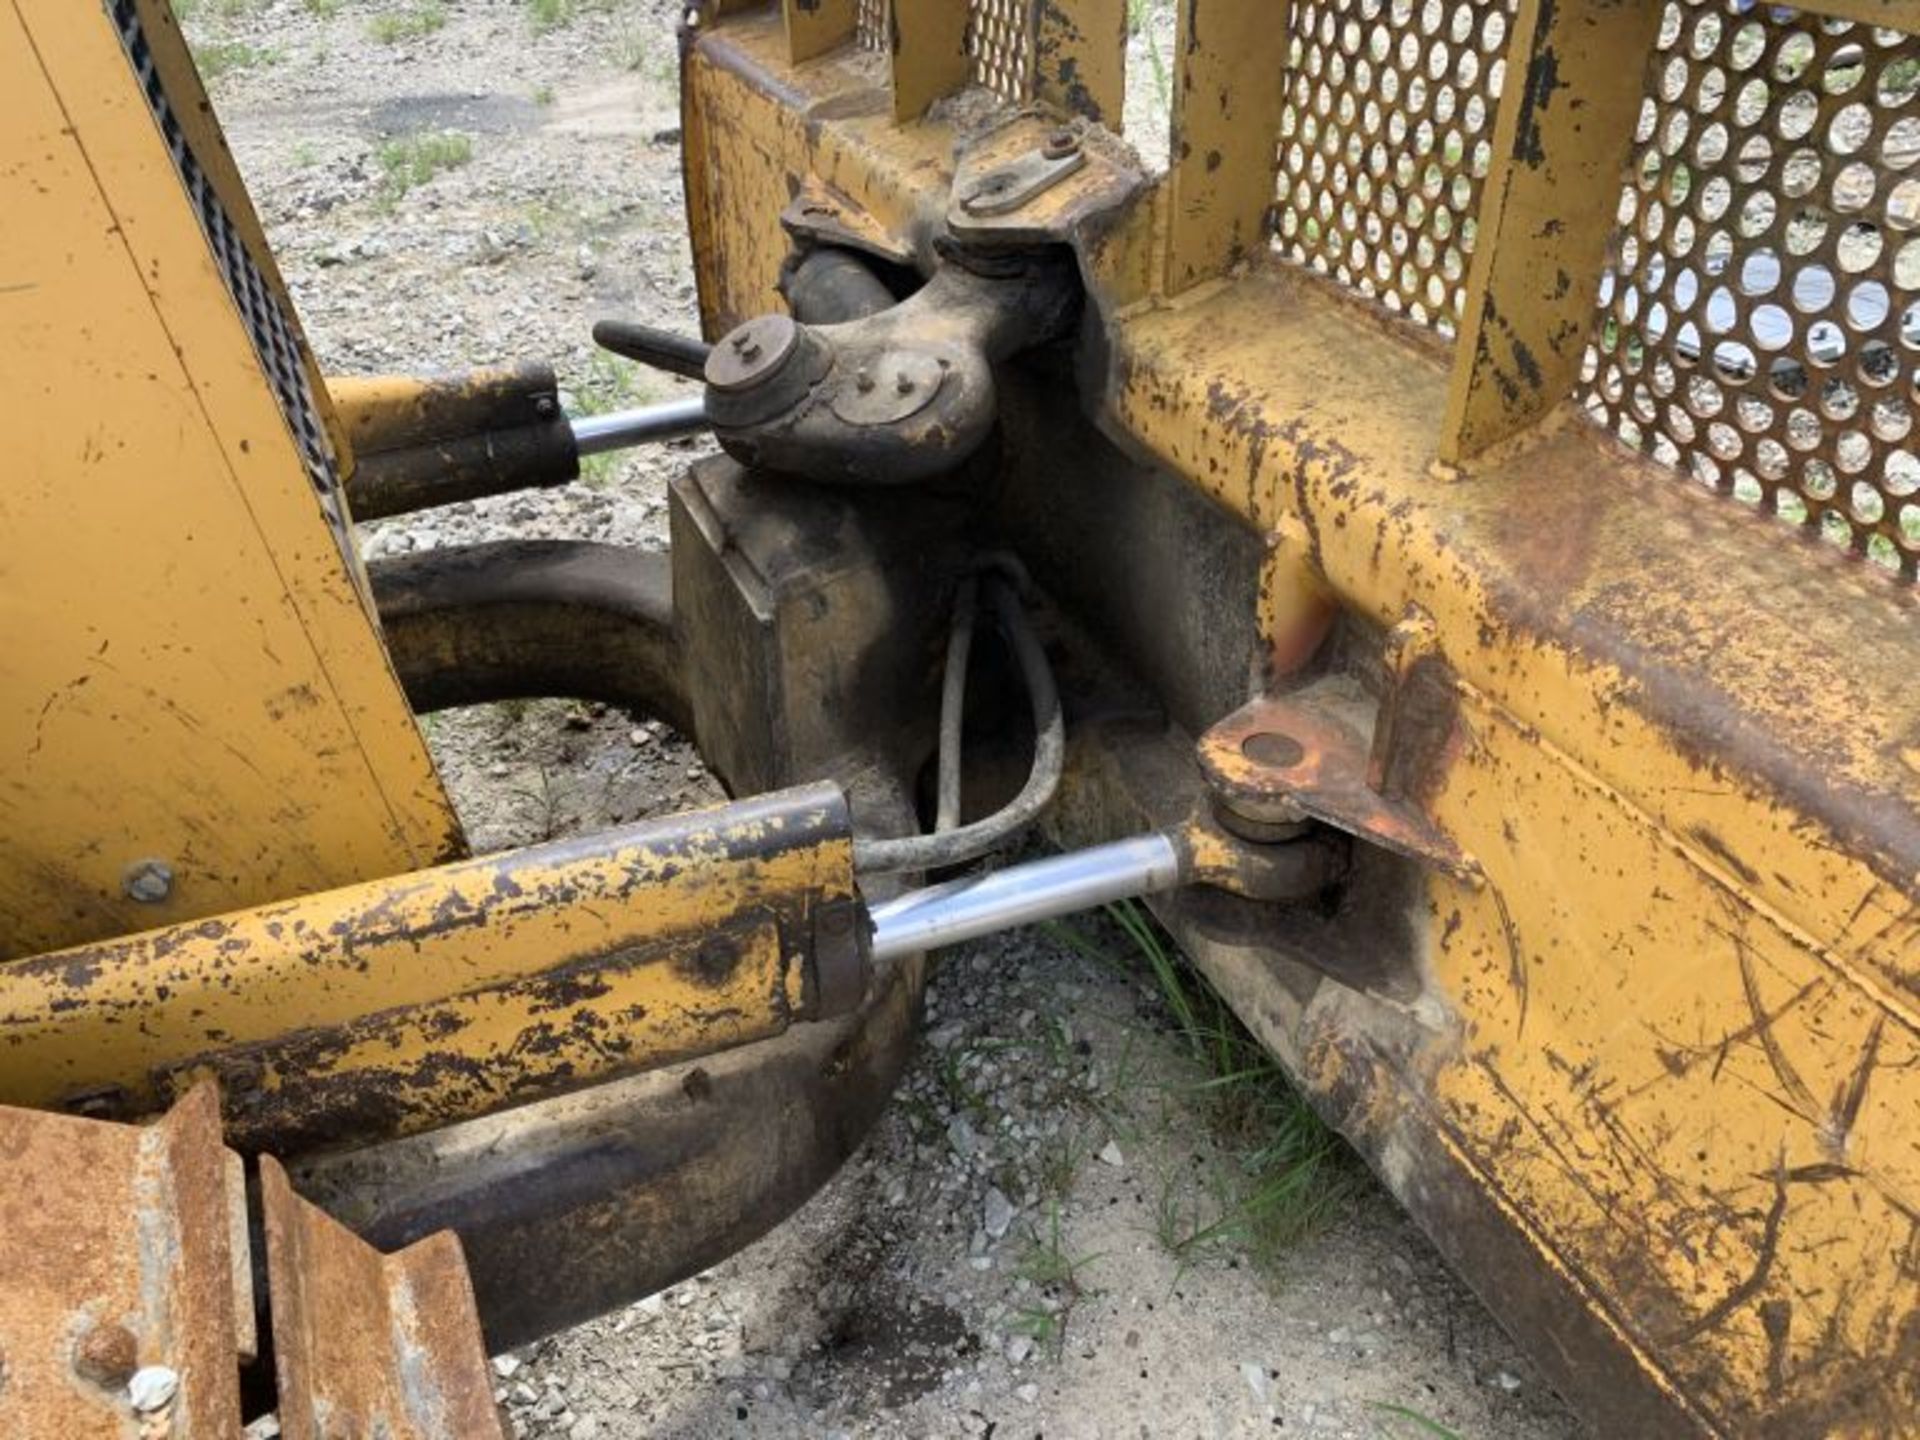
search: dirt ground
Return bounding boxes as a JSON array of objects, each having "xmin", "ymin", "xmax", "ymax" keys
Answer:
[{"xmin": 195, "ymin": 1, "xmax": 1586, "ymax": 1435}]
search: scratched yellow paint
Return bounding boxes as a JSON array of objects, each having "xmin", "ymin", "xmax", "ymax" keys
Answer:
[
  {"xmin": 0, "ymin": 787, "xmax": 855, "ymax": 1143},
  {"xmin": 0, "ymin": 0, "xmax": 459, "ymax": 959},
  {"xmin": 675, "ymin": 12, "xmax": 1920, "ymax": 1430},
  {"xmin": 1423, "ymin": 686, "xmax": 1920, "ymax": 1428}
]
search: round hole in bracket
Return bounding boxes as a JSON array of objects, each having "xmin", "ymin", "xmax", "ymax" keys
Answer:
[{"xmin": 1241, "ymin": 731, "xmax": 1306, "ymax": 769}]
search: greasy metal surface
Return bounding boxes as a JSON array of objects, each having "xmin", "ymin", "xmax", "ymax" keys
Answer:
[
  {"xmin": 956, "ymin": 140, "xmax": 1087, "ymax": 216},
  {"xmin": 369, "ymin": 540, "xmax": 692, "ymax": 734},
  {"xmin": 1272, "ymin": 0, "xmax": 1517, "ymax": 337},
  {"xmin": 2, "ymin": 0, "xmax": 461, "ymax": 956},
  {"xmin": 1439, "ymin": 0, "xmax": 1662, "ymax": 460},
  {"xmin": 947, "ymin": 115, "xmax": 1146, "ymax": 247},
  {"xmin": 1578, "ymin": 1, "xmax": 1920, "ymax": 579},
  {"xmin": 1197, "ymin": 681, "xmax": 1475, "ymax": 878},
  {"xmin": 297, "ymin": 904, "xmax": 929, "ymax": 1353},
  {"xmin": 263, "ymin": 1157, "xmax": 505, "ymax": 1440},
  {"xmin": 682, "ymin": 9, "xmax": 1920, "ymax": 1429},
  {"xmin": 703, "ymin": 257, "xmax": 1082, "ymax": 483},
  {"xmin": 0, "ymin": 1083, "xmax": 244, "ymax": 1437},
  {"xmin": 0, "ymin": 785, "xmax": 858, "ymax": 1151}
]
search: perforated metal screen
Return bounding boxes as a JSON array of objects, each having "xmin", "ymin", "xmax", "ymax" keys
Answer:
[
  {"xmin": 857, "ymin": 0, "xmax": 886, "ymax": 51},
  {"xmin": 110, "ymin": 0, "xmax": 354, "ymax": 567},
  {"xmin": 1580, "ymin": 0, "xmax": 1920, "ymax": 579},
  {"xmin": 970, "ymin": 0, "xmax": 1035, "ymax": 102},
  {"xmin": 1272, "ymin": 0, "xmax": 1518, "ymax": 337}
]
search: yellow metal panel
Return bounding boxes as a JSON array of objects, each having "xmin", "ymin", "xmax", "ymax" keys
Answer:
[
  {"xmin": 1424, "ymin": 684, "xmax": 1920, "ymax": 1431},
  {"xmin": 1164, "ymin": 0, "xmax": 1291, "ymax": 294},
  {"xmin": 0, "ymin": 786, "xmax": 856, "ymax": 1150},
  {"xmin": 1035, "ymin": 0, "xmax": 1125, "ymax": 124},
  {"xmin": 677, "ymin": 20, "xmax": 1920, "ymax": 1427},
  {"xmin": 783, "ymin": 0, "xmax": 857, "ymax": 62},
  {"xmin": 1441, "ymin": 0, "xmax": 1662, "ymax": 462},
  {"xmin": 0, "ymin": 0, "xmax": 460, "ymax": 958},
  {"xmin": 890, "ymin": 0, "xmax": 970, "ymax": 120}
]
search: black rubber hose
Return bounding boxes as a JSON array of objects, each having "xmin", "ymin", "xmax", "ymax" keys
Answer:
[
  {"xmin": 934, "ymin": 575, "xmax": 979, "ymax": 835},
  {"xmin": 853, "ymin": 573, "xmax": 1062, "ymax": 875}
]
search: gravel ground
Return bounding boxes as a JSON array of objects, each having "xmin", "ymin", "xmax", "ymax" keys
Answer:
[{"xmin": 195, "ymin": 2, "xmax": 1586, "ymax": 1434}]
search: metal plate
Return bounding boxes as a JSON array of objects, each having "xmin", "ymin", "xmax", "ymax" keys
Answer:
[
  {"xmin": 0, "ymin": 1084, "xmax": 245, "ymax": 1438},
  {"xmin": 263, "ymin": 1157, "xmax": 505, "ymax": 1440},
  {"xmin": 1197, "ymin": 687, "xmax": 1476, "ymax": 878}
]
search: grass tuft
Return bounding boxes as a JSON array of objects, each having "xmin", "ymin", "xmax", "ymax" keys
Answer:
[
  {"xmin": 192, "ymin": 39, "xmax": 279, "ymax": 80},
  {"xmin": 1059, "ymin": 898, "xmax": 1361, "ymax": 1272},
  {"xmin": 1370, "ymin": 1401, "xmax": 1469, "ymax": 1439},
  {"xmin": 368, "ymin": 0, "xmax": 445, "ymax": 43},
  {"xmin": 525, "ymin": 0, "xmax": 608, "ymax": 31},
  {"xmin": 1009, "ymin": 1201, "xmax": 1100, "ymax": 1357},
  {"xmin": 376, "ymin": 130, "xmax": 471, "ymax": 203}
]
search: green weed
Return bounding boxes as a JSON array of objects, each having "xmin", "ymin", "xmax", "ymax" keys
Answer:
[
  {"xmin": 1370, "ymin": 1402, "xmax": 1468, "ymax": 1439},
  {"xmin": 376, "ymin": 130, "xmax": 471, "ymax": 202},
  {"xmin": 1011, "ymin": 1201, "xmax": 1100, "ymax": 1356},
  {"xmin": 192, "ymin": 39, "xmax": 279, "ymax": 79},
  {"xmin": 526, "ymin": 0, "xmax": 608, "ymax": 32},
  {"xmin": 1064, "ymin": 899, "xmax": 1361, "ymax": 1271},
  {"xmin": 368, "ymin": 1, "xmax": 445, "ymax": 43}
]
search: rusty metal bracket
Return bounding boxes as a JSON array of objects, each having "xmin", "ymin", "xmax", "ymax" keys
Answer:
[
  {"xmin": 1198, "ymin": 652, "xmax": 1478, "ymax": 883},
  {"xmin": 0, "ymin": 1083, "xmax": 246, "ymax": 1438},
  {"xmin": 263, "ymin": 1156, "xmax": 504, "ymax": 1439},
  {"xmin": 945, "ymin": 115, "xmax": 1145, "ymax": 248},
  {"xmin": 781, "ymin": 176, "xmax": 915, "ymax": 268},
  {"xmin": 0, "ymin": 1083, "xmax": 506, "ymax": 1437}
]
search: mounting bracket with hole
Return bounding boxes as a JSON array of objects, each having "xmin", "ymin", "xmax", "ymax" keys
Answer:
[{"xmin": 1196, "ymin": 612, "xmax": 1479, "ymax": 882}]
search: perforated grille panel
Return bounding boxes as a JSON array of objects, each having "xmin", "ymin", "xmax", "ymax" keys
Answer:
[
  {"xmin": 1272, "ymin": 0, "xmax": 1517, "ymax": 337},
  {"xmin": 1580, "ymin": 1, "xmax": 1920, "ymax": 580},
  {"xmin": 110, "ymin": 0, "xmax": 354, "ymax": 562},
  {"xmin": 969, "ymin": 0, "xmax": 1034, "ymax": 103},
  {"xmin": 857, "ymin": 0, "xmax": 886, "ymax": 51}
]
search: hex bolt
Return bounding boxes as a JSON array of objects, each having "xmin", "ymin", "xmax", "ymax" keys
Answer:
[
  {"xmin": 855, "ymin": 370, "xmax": 876, "ymax": 394},
  {"xmin": 895, "ymin": 371, "xmax": 915, "ymax": 396},
  {"xmin": 73, "ymin": 1322, "xmax": 139, "ymax": 1390},
  {"xmin": 1043, "ymin": 127, "xmax": 1079, "ymax": 160},
  {"xmin": 533, "ymin": 394, "xmax": 558, "ymax": 420},
  {"xmin": 739, "ymin": 341, "xmax": 762, "ymax": 362},
  {"xmin": 123, "ymin": 859, "xmax": 173, "ymax": 905}
]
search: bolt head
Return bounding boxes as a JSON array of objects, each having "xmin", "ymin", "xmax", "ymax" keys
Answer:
[
  {"xmin": 73, "ymin": 1323, "xmax": 139, "ymax": 1390},
  {"xmin": 1043, "ymin": 128, "xmax": 1079, "ymax": 159},
  {"xmin": 123, "ymin": 859, "xmax": 173, "ymax": 905},
  {"xmin": 855, "ymin": 370, "xmax": 875, "ymax": 394},
  {"xmin": 895, "ymin": 371, "xmax": 915, "ymax": 395}
]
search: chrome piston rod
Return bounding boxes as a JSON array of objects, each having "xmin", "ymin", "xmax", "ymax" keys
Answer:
[
  {"xmin": 866, "ymin": 834, "xmax": 1184, "ymax": 963},
  {"xmin": 570, "ymin": 395, "xmax": 709, "ymax": 456}
]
